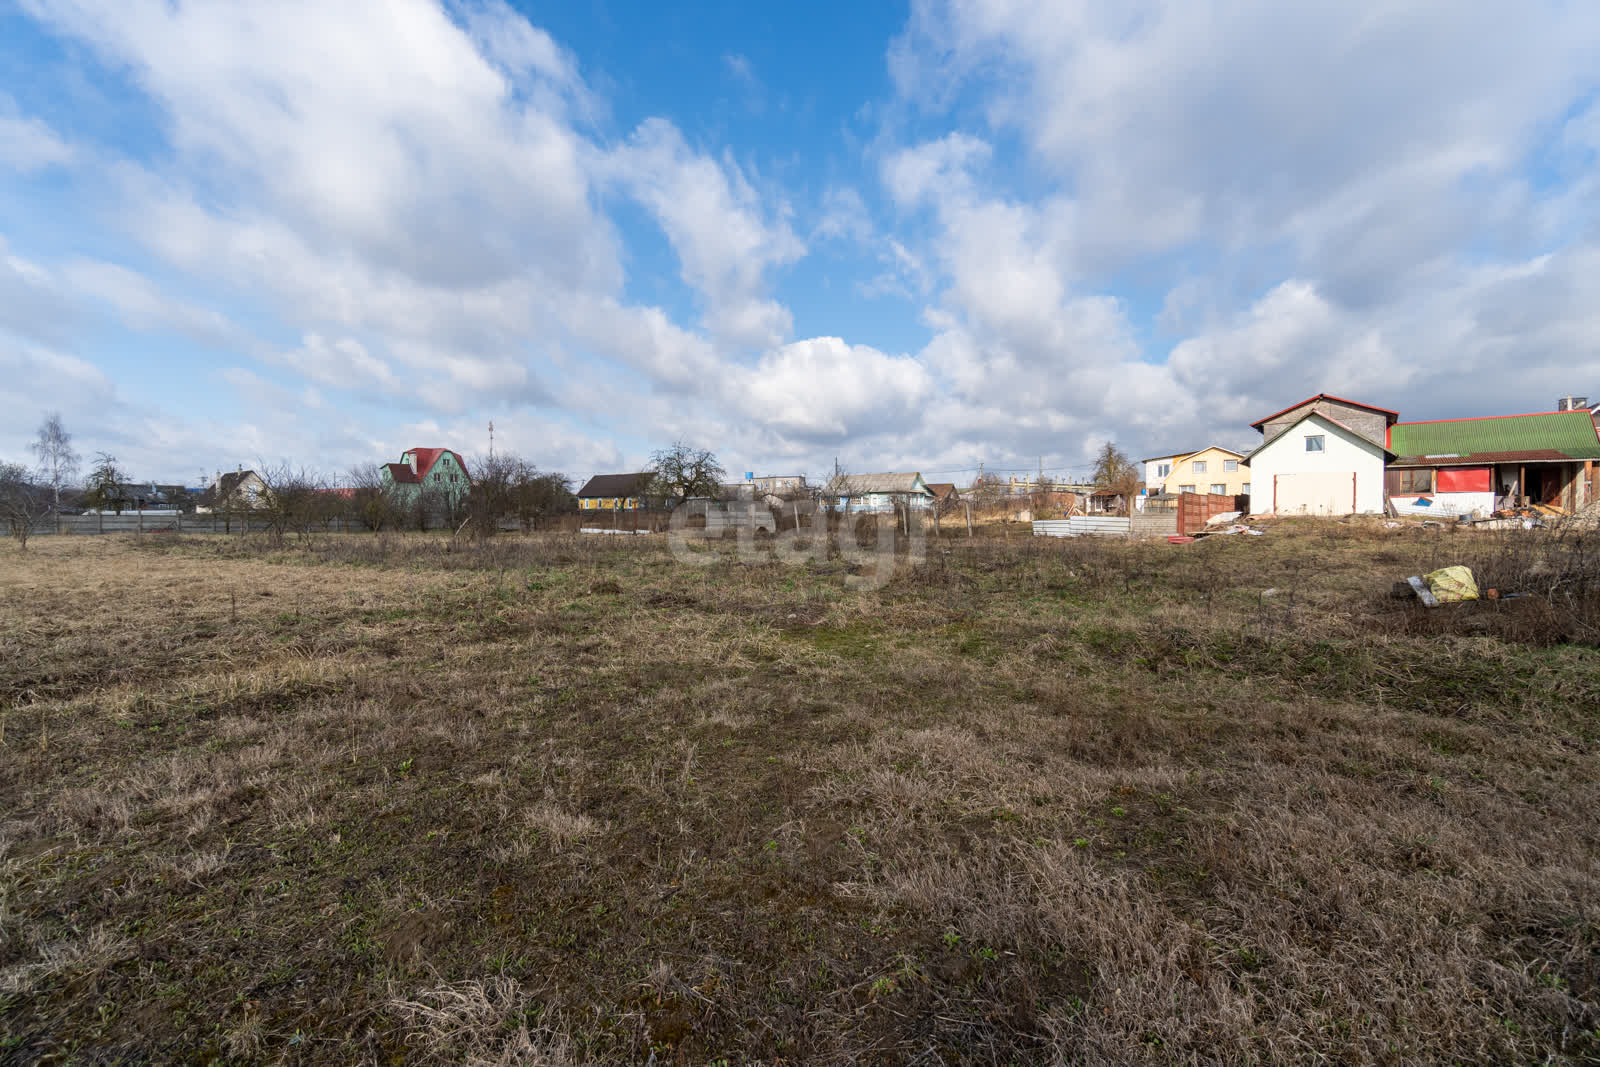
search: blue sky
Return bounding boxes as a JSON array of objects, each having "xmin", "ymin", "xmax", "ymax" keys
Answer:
[{"xmin": 2, "ymin": 0, "xmax": 1599, "ymax": 486}]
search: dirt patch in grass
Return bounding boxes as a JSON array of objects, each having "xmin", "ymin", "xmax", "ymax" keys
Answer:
[{"xmin": 1, "ymin": 526, "xmax": 1597, "ymax": 1063}]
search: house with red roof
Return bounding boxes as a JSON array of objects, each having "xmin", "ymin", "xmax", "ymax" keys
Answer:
[{"xmin": 379, "ymin": 448, "xmax": 472, "ymax": 522}]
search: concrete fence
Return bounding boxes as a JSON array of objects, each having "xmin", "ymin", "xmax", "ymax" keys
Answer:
[
  {"xmin": 1129, "ymin": 510, "xmax": 1179, "ymax": 537},
  {"xmin": 2, "ymin": 513, "xmax": 368, "ymax": 536}
]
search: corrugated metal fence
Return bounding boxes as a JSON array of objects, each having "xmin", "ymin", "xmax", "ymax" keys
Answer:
[{"xmin": 1032, "ymin": 516, "xmax": 1131, "ymax": 538}]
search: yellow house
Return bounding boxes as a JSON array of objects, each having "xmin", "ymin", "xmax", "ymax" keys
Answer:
[
  {"xmin": 576, "ymin": 472, "xmax": 653, "ymax": 511},
  {"xmin": 1159, "ymin": 446, "xmax": 1249, "ymax": 496}
]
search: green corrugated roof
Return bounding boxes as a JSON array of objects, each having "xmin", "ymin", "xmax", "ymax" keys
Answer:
[{"xmin": 1388, "ymin": 411, "xmax": 1600, "ymax": 460}]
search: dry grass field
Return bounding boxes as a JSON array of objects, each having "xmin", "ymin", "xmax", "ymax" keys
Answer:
[{"xmin": 1, "ymin": 523, "xmax": 1598, "ymax": 1064}]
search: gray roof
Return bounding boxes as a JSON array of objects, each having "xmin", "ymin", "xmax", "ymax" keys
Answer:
[
  {"xmin": 824, "ymin": 472, "xmax": 930, "ymax": 496},
  {"xmin": 197, "ymin": 470, "xmax": 259, "ymax": 507},
  {"xmin": 577, "ymin": 472, "xmax": 653, "ymax": 498}
]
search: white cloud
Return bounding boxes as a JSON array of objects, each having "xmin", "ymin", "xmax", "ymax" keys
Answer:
[
  {"xmin": 814, "ymin": 186, "xmax": 873, "ymax": 243},
  {"xmin": 60, "ymin": 259, "xmax": 246, "ymax": 349},
  {"xmin": 604, "ymin": 119, "xmax": 805, "ymax": 351},
  {"xmin": 882, "ymin": 132, "xmax": 989, "ymax": 207},
  {"xmin": 734, "ymin": 337, "xmax": 933, "ymax": 439},
  {"xmin": 870, "ymin": 0, "xmax": 1600, "ymax": 461},
  {"xmin": 277, "ymin": 334, "xmax": 399, "ymax": 394},
  {"xmin": 0, "ymin": 107, "xmax": 73, "ymax": 172}
]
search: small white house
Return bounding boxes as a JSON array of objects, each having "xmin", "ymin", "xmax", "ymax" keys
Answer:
[
  {"xmin": 1141, "ymin": 452, "xmax": 1189, "ymax": 491},
  {"xmin": 1244, "ymin": 405, "xmax": 1394, "ymax": 516}
]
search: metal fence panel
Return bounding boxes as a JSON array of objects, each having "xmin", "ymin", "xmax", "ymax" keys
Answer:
[{"xmin": 1033, "ymin": 516, "xmax": 1130, "ymax": 537}]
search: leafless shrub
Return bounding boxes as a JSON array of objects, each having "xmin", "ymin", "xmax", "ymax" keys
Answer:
[
  {"xmin": 0, "ymin": 462, "xmax": 51, "ymax": 551},
  {"xmin": 255, "ymin": 462, "xmax": 332, "ymax": 545}
]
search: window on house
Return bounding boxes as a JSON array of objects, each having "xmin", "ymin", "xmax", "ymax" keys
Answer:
[
  {"xmin": 1223, "ymin": 459, "xmax": 1238, "ymax": 472},
  {"xmin": 1397, "ymin": 468, "xmax": 1433, "ymax": 494},
  {"xmin": 1157, "ymin": 463, "xmax": 1171, "ymax": 478},
  {"xmin": 1305, "ymin": 435, "xmax": 1325, "ymax": 452},
  {"xmin": 1242, "ymin": 482, "xmax": 1252, "ymax": 495},
  {"xmin": 1210, "ymin": 483, "xmax": 1227, "ymax": 495},
  {"xmin": 1179, "ymin": 484, "xmax": 1196, "ymax": 493},
  {"xmin": 1192, "ymin": 460, "xmax": 1207, "ymax": 473}
]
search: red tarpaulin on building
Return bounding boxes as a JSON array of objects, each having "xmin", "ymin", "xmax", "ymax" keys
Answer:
[{"xmin": 1435, "ymin": 467, "xmax": 1491, "ymax": 493}]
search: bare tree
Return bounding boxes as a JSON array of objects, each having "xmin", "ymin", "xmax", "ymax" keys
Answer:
[
  {"xmin": 513, "ymin": 469, "xmax": 574, "ymax": 531},
  {"xmin": 0, "ymin": 462, "xmax": 51, "ymax": 550},
  {"xmin": 969, "ymin": 471, "xmax": 1007, "ymax": 512},
  {"xmin": 1091, "ymin": 442, "xmax": 1140, "ymax": 516},
  {"xmin": 30, "ymin": 413, "xmax": 79, "ymax": 515},
  {"xmin": 256, "ymin": 463, "xmax": 327, "ymax": 545},
  {"xmin": 464, "ymin": 454, "xmax": 575, "ymax": 537},
  {"xmin": 345, "ymin": 464, "xmax": 400, "ymax": 531},
  {"xmin": 83, "ymin": 452, "xmax": 129, "ymax": 514},
  {"xmin": 649, "ymin": 442, "xmax": 726, "ymax": 505},
  {"xmin": 466, "ymin": 452, "xmax": 520, "ymax": 539}
]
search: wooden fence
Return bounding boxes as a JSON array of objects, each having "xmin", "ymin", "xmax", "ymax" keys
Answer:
[{"xmin": 1176, "ymin": 493, "xmax": 1249, "ymax": 536}]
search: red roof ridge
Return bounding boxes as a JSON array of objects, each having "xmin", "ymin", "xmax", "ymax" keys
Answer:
[
  {"xmin": 1393, "ymin": 409, "xmax": 1594, "ymax": 426},
  {"xmin": 1250, "ymin": 393, "xmax": 1399, "ymax": 429}
]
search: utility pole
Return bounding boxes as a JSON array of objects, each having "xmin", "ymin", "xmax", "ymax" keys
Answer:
[{"xmin": 488, "ymin": 421, "xmax": 495, "ymax": 459}]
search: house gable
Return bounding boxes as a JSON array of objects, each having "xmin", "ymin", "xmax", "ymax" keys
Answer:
[
  {"xmin": 380, "ymin": 448, "xmax": 471, "ymax": 505},
  {"xmin": 1245, "ymin": 412, "xmax": 1390, "ymax": 516},
  {"xmin": 1162, "ymin": 446, "xmax": 1250, "ymax": 495},
  {"xmin": 1253, "ymin": 394, "xmax": 1397, "ymax": 449},
  {"xmin": 1246, "ymin": 411, "xmax": 1394, "ymax": 464}
]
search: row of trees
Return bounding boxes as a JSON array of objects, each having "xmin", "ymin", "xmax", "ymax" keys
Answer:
[
  {"xmin": 238, "ymin": 459, "xmax": 577, "ymax": 544},
  {"xmin": 5, "ymin": 412, "xmax": 1148, "ymax": 547},
  {"xmin": 957, "ymin": 444, "xmax": 1141, "ymax": 515}
]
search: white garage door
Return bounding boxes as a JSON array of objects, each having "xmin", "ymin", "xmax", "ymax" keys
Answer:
[{"xmin": 1274, "ymin": 472, "xmax": 1356, "ymax": 516}]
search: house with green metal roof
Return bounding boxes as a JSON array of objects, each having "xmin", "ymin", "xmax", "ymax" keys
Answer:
[
  {"xmin": 1386, "ymin": 409, "xmax": 1600, "ymax": 514},
  {"xmin": 1243, "ymin": 391, "xmax": 1600, "ymax": 518}
]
